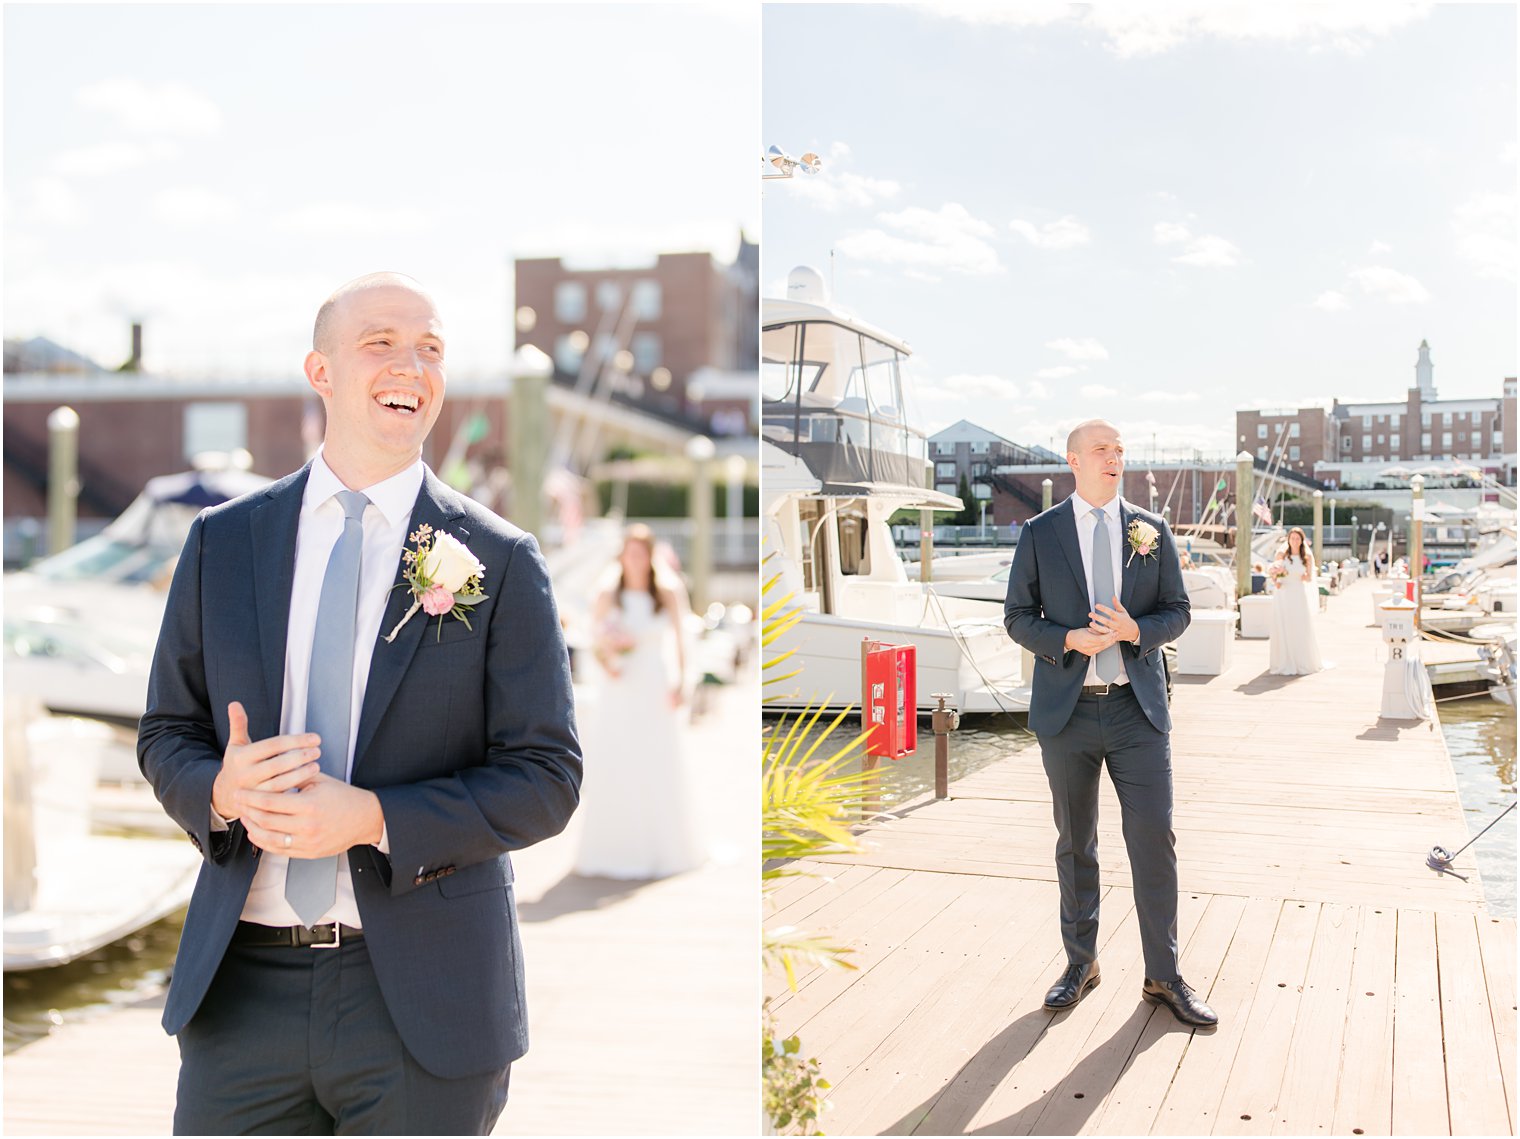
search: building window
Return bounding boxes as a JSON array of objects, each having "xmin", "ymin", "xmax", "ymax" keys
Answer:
[
  {"xmin": 1443, "ymin": 412, "xmax": 1453, "ymax": 426},
  {"xmin": 1289, "ymin": 445, "xmax": 1300, "ymax": 460},
  {"xmin": 1458, "ymin": 431, "xmax": 1466, "ymax": 442},
  {"xmin": 1342, "ymin": 436, "xmax": 1352, "ymax": 450},
  {"xmin": 934, "ymin": 442, "xmax": 955, "ymax": 456},
  {"xmin": 1257, "ymin": 424, "xmax": 1268, "ymax": 439},
  {"xmin": 1377, "ymin": 434, "xmax": 1384, "ymax": 444},
  {"xmin": 1442, "ymin": 431, "xmax": 1453, "ymax": 447},
  {"xmin": 184, "ymin": 402, "xmax": 247, "ymax": 460},
  {"xmin": 1362, "ymin": 434, "xmax": 1372, "ymax": 449},
  {"xmin": 971, "ymin": 462, "xmax": 989, "ymax": 478},
  {"xmin": 631, "ymin": 280, "xmax": 661, "ymax": 321},
  {"xmin": 973, "ymin": 483, "xmax": 993, "ymax": 500},
  {"xmin": 1422, "ymin": 433, "xmax": 1431, "ymax": 448},
  {"xmin": 1391, "ymin": 434, "xmax": 1400, "ymax": 450},
  {"xmin": 596, "ymin": 281, "xmax": 623, "ymax": 312},
  {"xmin": 631, "ymin": 332, "xmax": 661, "ymax": 373},
  {"xmin": 1496, "ymin": 432, "xmax": 1505, "ymax": 448},
  {"xmin": 936, "ymin": 462, "xmax": 957, "ymax": 479},
  {"xmin": 971, "ymin": 441, "xmax": 989, "ymax": 454},
  {"xmin": 1361, "ymin": 415, "xmax": 1371, "ymax": 428},
  {"xmin": 1390, "ymin": 412, "xmax": 1401, "ymax": 427},
  {"xmin": 1287, "ymin": 422, "xmax": 1299, "ymax": 438},
  {"xmin": 554, "ymin": 333, "xmax": 585, "ymax": 374},
  {"xmin": 1257, "ymin": 446, "xmax": 1268, "ymax": 461},
  {"xmin": 554, "ymin": 282, "xmax": 586, "ymax": 323},
  {"xmin": 937, "ymin": 483, "xmax": 957, "ymax": 497}
]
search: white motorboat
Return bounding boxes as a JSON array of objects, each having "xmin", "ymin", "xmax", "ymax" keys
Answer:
[{"xmin": 761, "ymin": 267, "xmax": 1028, "ymax": 716}]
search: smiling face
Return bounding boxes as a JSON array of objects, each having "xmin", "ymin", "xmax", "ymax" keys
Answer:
[
  {"xmin": 304, "ymin": 278, "xmax": 446, "ymax": 488},
  {"xmin": 1067, "ymin": 419, "xmax": 1125, "ymax": 506}
]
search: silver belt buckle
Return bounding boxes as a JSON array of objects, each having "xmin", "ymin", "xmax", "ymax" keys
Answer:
[
  {"xmin": 1089, "ymin": 683, "xmax": 1111, "ymax": 696},
  {"xmin": 311, "ymin": 924, "xmax": 341, "ymax": 949}
]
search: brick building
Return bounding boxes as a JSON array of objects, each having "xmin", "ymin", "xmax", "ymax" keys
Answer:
[
  {"xmin": 514, "ymin": 235, "xmax": 757, "ymax": 438},
  {"xmin": 927, "ymin": 420, "xmax": 1057, "ymax": 510},
  {"xmin": 1234, "ymin": 341, "xmax": 1517, "ymax": 484}
]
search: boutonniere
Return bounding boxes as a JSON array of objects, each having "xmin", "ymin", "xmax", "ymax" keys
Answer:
[
  {"xmin": 383, "ymin": 524, "xmax": 489, "ymax": 643},
  {"xmin": 1126, "ymin": 519, "xmax": 1160, "ymax": 566}
]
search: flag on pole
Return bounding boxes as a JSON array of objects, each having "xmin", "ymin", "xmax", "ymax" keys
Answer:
[
  {"xmin": 1144, "ymin": 469, "xmax": 1156, "ymax": 485},
  {"xmin": 1252, "ymin": 495, "xmax": 1273, "ymax": 525}
]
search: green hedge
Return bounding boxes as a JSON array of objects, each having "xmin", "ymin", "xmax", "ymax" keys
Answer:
[{"xmin": 594, "ymin": 481, "xmax": 759, "ymax": 518}]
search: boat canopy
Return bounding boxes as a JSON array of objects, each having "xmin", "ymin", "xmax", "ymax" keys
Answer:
[{"xmin": 762, "ymin": 298, "xmax": 934, "ymax": 500}]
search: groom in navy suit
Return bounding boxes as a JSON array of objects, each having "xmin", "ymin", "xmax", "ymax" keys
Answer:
[
  {"xmin": 139, "ymin": 273, "xmax": 582, "ymax": 1133},
  {"xmin": 1003, "ymin": 419, "xmax": 1216, "ymax": 1027}
]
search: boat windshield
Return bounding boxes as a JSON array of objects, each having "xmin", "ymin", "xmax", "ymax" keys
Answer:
[{"xmin": 762, "ymin": 320, "xmax": 928, "ymax": 491}]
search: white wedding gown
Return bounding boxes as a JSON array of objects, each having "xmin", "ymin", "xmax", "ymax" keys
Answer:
[
  {"xmin": 573, "ymin": 591, "xmax": 705, "ymax": 879},
  {"xmin": 1268, "ymin": 556, "xmax": 1324, "ymax": 676}
]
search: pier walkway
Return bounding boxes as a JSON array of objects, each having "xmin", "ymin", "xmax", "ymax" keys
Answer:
[
  {"xmin": 768, "ymin": 578, "xmax": 1514, "ymax": 1135},
  {"xmin": 5, "ymin": 669, "xmax": 757, "ymax": 1137}
]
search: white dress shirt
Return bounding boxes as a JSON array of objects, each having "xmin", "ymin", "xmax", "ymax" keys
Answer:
[
  {"xmin": 233, "ymin": 451, "xmax": 423, "ymax": 928},
  {"xmin": 1070, "ymin": 491, "xmax": 1130, "ymax": 687}
]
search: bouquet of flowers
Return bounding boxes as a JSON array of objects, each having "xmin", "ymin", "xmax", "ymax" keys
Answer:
[
  {"xmin": 1267, "ymin": 559, "xmax": 1289, "ymax": 590},
  {"xmin": 594, "ymin": 615, "xmax": 638, "ymax": 676}
]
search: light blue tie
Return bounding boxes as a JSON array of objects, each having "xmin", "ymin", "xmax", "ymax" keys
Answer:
[
  {"xmin": 285, "ymin": 489, "xmax": 369, "ymax": 926},
  {"xmin": 1090, "ymin": 508, "xmax": 1120, "ymax": 683}
]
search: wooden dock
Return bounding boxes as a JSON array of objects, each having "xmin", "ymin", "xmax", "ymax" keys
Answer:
[
  {"xmin": 4, "ymin": 671, "xmax": 758, "ymax": 1137},
  {"xmin": 768, "ymin": 578, "xmax": 1515, "ymax": 1136}
]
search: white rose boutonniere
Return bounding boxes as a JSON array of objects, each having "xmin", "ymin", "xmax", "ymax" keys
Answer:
[
  {"xmin": 1126, "ymin": 519, "xmax": 1160, "ymax": 566},
  {"xmin": 384, "ymin": 523, "xmax": 489, "ymax": 642}
]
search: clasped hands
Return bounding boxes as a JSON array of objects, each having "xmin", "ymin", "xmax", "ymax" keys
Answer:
[
  {"xmin": 210, "ymin": 701, "xmax": 384, "ymax": 858},
  {"xmin": 1065, "ymin": 595, "xmax": 1140, "ymax": 657}
]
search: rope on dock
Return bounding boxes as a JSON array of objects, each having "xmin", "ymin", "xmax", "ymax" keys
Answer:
[{"xmin": 1427, "ymin": 802, "xmax": 1517, "ymax": 878}]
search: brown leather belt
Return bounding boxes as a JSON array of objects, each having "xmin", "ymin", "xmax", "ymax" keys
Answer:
[{"xmin": 231, "ymin": 920, "xmax": 363, "ymax": 949}]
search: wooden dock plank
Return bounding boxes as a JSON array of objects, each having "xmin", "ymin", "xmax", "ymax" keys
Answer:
[
  {"xmin": 1478, "ymin": 915, "xmax": 1518, "ymax": 1131},
  {"xmin": 1391, "ymin": 910, "xmax": 1449, "ymax": 1137},
  {"xmin": 1272, "ymin": 902, "xmax": 1359, "ymax": 1136},
  {"xmin": 1210, "ymin": 901, "xmax": 1321, "ymax": 1135},
  {"xmin": 1331, "ymin": 903, "xmax": 1397, "ymax": 1137},
  {"xmin": 1436, "ymin": 910, "xmax": 1512, "ymax": 1136}
]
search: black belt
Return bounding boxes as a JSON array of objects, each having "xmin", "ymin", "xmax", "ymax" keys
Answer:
[
  {"xmin": 1080, "ymin": 682, "xmax": 1132, "ymax": 697},
  {"xmin": 232, "ymin": 920, "xmax": 363, "ymax": 949}
]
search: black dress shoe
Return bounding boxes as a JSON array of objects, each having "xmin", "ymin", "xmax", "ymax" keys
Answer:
[
  {"xmin": 1043, "ymin": 961, "xmax": 1100, "ymax": 1010},
  {"xmin": 1142, "ymin": 977, "xmax": 1218, "ymax": 1026}
]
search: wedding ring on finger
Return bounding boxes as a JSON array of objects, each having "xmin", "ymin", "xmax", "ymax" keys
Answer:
[{"xmin": 283, "ymin": 833, "xmax": 292, "ymax": 849}]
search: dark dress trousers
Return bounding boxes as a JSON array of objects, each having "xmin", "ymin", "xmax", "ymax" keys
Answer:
[
  {"xmin": 1003, "ymin": 497, "xmax": 1190, "ymax": 981},
  {"xmin": 138, "ymin": 465, "xmax": 582, "ymax": 1132}
]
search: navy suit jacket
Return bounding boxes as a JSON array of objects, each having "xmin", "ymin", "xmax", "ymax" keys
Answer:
[
  {"xmin": 138, "ymin": 464, "xmax": 582, "ymax": 1079},
  {"xmin": 1003, "ymin": 497, "xmax": 1190, "ymax": 737}
]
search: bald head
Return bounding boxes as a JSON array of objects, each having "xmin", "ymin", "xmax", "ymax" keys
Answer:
[
  {"xmin": 1066, "ymin": 418, "xmax": 1119, "ymax": 457},
  {"xmin": 313, "ymin": 272, "xmax": 434, "ymax": 354}
]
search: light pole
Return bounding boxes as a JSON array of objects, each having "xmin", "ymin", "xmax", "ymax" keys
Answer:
[
  {"xmin": 1329, "ymin": 497, "xmax": 1337, "ymax": 543},
  {"xmin": 686, "ymin": 435, "xmax": 716, "ymax": 612},
  {"xmin": 1312, "ymin": 489, "xmax": 1324, "ymax": 565},
  {"xmin": 1350, "ymin": 514, "xmax": 1358, "ymax": 559}
]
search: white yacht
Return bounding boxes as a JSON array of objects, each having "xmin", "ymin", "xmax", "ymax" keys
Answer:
[{"xmin": 761, "ymin": 267, "xmax": 1028, "ymax": 715}]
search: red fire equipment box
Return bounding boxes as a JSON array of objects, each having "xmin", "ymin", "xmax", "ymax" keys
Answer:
[{"xmin": 862, "ymin": 640, "xmax": 916, "ymax": 759}]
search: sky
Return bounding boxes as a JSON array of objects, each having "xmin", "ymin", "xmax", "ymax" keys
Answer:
[
  {"xmin": 762, "ymin": 2, "xmax": 1517, "ymax": 461},
  {"xmin": 4, "ymin": 4, "xmax": 759, "ymax": 379}
]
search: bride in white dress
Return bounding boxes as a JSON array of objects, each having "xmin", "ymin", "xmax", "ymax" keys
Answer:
[
  {"xmin": 1268, "ymin": 526, "xmax": 1324, "ymax": 676},
  {"xmin": 573, "ymin": 525, "xmax": 705, "ymax": 879}
]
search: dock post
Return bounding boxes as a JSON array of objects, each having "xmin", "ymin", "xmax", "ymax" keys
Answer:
[
  {"xmin": 1041, "ymin": 478, "xmax": 1052, "ymax": 512},
  {"xmin": 930, "ymin": 693, "xmax": 959, "ymax": 800},
  {"xmin": 919, "ymin": 508, "xmax": 933, "ymax": 583},
  {"xmin": 509, "ymin": 346, "xmax": 552, "ymax": 539},
  {"xmin": 1313, "ymin": 489, "xmax": 1324, "ymax": 565},
  {"xmin": 47, "ymin": 405, "xmax": 80, "ymax": 556},
  {"xmin": 687, "ymin": 436, "xmax": 715, "ymax": 612},
  {"xmin": 859, "ymin": 638, "xmax": 880, "ymax": 821},
  {"xmin": 4, "ymin": 695, "xmax": 37, "ymax": 916},
  {"xmin": 1235, "ymin": 451, "xmax": 1254, "ymax": 600},
  {"xmin": 1410, "ymin": 473, "xmax": 1425, "ymax": 631}
]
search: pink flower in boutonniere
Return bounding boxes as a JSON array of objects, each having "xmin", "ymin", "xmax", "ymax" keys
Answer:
[
  {"xmin": 420, "ymin": 584, "xmax": 455, "ymax": 617},
  {"xmin": 384, "ymin": 524, "xmax": 488, "ymax": 642}
]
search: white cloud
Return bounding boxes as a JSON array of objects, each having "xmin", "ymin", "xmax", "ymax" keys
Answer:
[
  {"xmin": 269, "ymin": 203, "xmax": 437, "ymax": 236},
  {"xmin": 779, "ymin": 141, "xmax": 900, "ymax": 212},
  {"xmin": 25, "ymin": 176, "xmax": 87, "ymax": 226},
  {"xmin": 1036, "ymin": 365, "xmax": 1081, "ymax": 379},
  {"xmin": 1025, "ymin": 380, "xmax": 1050, "ymax": 400},
  {"xmin": 1368, "ymin": 240, "xmax": 1392, "ymax": 254},
  {"xmin": 917, "ymin": 2, "xmax": 1431, "ymax": 57},
  {"xmin": 836, "ymin": 202, "xmax": 1003, "ymax": 276},
  {"xmin": 938, "ymin": 373, "xmax": 1023, "ymax": 400},
  {"xmin": 1349, "ymin": 265, "xmax": 1431, "ymax": 304},
  {"xmin": 1152, "ymin": 221, "xmax": 1191, "ymax": 245},
  {"xmin": 1046, "ymin": 338, "xmax": 1109, "ymax": 362},
  {"xmin": 154, "ymin": 186, "xmax": 239, "ymax": 227},
  {"xmin": 1171, "ymin": 234, "xmax": 1243, "ymax": 268},
  {"xmin": 1501, "ymin": 142, "xmax": 1517, "ymax": 167},
  {"xmin": 75, "ymin": 78, "xmax": 222, "ymax": 135},
  {"xmin": 1137, "ymin": 390, "xmax": 1199, "ymax": 403},
  {"xmin": 1009, "ymin": 215, "xmax": 1091, "ymax": 249},
  {"xmin": 1313, "ymin": 290, "xmax": 1349, "ymax": 312},
  {"xmin": 1079, "ymin": 383, "xmax": 1118, "ymax": 400},
  {"xmin": 1451, "ymin": 193, "xmax": 1516, "ymax": 283},
  {"xmin": 50, "ymin": 140, "xmax": 179, "ymax": 177}
]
